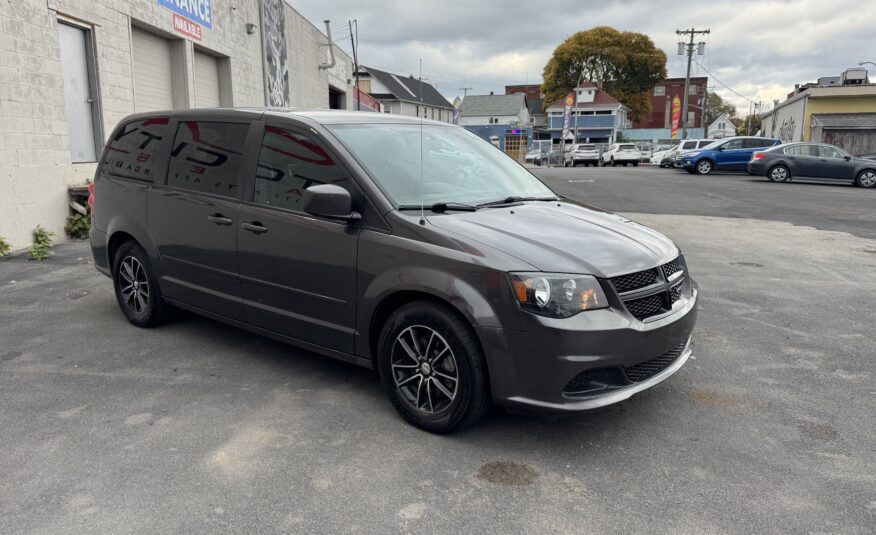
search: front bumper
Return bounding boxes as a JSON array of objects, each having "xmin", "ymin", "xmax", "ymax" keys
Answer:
[
  {"xmin": 681, "ymin": 158, "xmax": 695, "ymax": 169},
  {"xmin": 477, "ymin": 283, "xmax": 698, "ymax": 413}
]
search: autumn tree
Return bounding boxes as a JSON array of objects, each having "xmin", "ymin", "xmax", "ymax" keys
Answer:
[
  {"xmin": 541, "ymin": 27, "xmax": 667, "ymax": 123},
  {"xmin": 736, "ymin": 114, "xmax": 763, "ymax": 136}
]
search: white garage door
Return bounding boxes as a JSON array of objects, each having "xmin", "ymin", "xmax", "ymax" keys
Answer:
[
  {"xmin": 194, "ymin": 50, "xmax": 221, "ymax": 107},
  {"xmin": 131, "ymin": 27, "xmax": 173, "ymax": 112}
]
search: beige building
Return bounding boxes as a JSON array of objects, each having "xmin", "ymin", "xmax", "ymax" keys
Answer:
[{"xmin": 0, "ymin": 0, "xmax": 355, "ymax": 251}]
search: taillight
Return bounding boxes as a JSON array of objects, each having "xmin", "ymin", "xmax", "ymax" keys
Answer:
[
  {"xmin": 88, "ymin": 182, "xmax": 95, "ymax": 216},
  {"xmin": 752, "ymin": 152, "xmax": 766, "ymax": 160}
]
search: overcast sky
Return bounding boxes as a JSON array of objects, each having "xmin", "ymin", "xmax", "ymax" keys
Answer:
[{"xmin": 289, "ymin": 0, "xmax": 876, "ymax": 114}]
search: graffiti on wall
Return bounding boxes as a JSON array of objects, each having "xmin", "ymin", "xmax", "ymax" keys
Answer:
[
  {"xmin": 779, "ymin": 116, "xmax": 797, "ymax": 143},
  {"xmin": 262, "ymin": 0, "xmax": 289, "ymax": 107}
]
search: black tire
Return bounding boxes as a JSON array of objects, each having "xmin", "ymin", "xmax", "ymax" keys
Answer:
[
  {"xmin": 376, "ymin": 301, "xmax": 490, "ymax": 433},
  {"xmin": 695, "ymin": 159, "xmax": 713, "ymax": 175},
  {"xmin": 855, "ymin": 169, "xmax": 876, "ymax": 188},
  {"xmin": 767, "ymin": 164, "xmax": 790, "ymax": 183},
  {"xmin": 112, "ymin": 241, "xmax": 165, "ymax": 327},
  {"xmin": 610, "ymin": 158, "xmax": 616, "ymax": 167},
  {"xmin": 633, "ymin": 161, "xmax": 639, "ymax": 167},
  {"xmin": 571, "ymin": 161, "xmax": 576, "ymax": 167}
]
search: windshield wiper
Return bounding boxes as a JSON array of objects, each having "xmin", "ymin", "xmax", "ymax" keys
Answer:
[
  {"xmin": 476, "ymin": 196, "xmax": 558, "ymax": 208},
  {"xmin": 398, "ymin": 202, "xmax": 478, "ymax": 213}
]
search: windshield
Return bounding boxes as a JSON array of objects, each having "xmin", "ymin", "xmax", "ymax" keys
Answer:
[{"xmin": 328, "ymin": 123, "xmax": 556, "ymax": 207}]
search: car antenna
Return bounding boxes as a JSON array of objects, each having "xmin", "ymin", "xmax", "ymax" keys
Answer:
[{"xmin": 418, "ymin": 58, "xmax": 425, "ymax": 225}]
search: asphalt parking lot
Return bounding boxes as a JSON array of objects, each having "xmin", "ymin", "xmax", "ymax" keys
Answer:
[{"xmin": 2, "ymin": 165, "xmax": 874, "ymax": 534}]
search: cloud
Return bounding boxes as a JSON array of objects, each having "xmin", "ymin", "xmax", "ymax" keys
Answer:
[{"xmin": 289, "ymin": 0, "xmax": 876, "ymax": 113}]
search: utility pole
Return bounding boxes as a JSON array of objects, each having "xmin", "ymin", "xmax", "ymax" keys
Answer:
[
  {"xmin": 349, "ymin": 20, "xmax": 360, "ymax": 111},
  {"xmin": 676, "ymin": 28, "xmax": 710, "ymax": 140},
  {"xmin": 701, "ymin": 85, "xmax": 710, "ymax": 137},
  {"xmin": 458, "ymin": 87, "xmax": 472, "ymax": 98}
]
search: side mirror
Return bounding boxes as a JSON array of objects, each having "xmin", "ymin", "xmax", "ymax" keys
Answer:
[
  {"xmin": 303, "ymin": 184, "xmax": 361, "ymax": 223},
  {"xmin": 844, "ymin": 155, "xmax": 851, "ymax": 161}
]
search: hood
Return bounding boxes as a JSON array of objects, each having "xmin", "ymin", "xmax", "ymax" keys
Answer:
[{"xmin": 427, "ymin": 201, "xmax": 678, "ymax": 277}]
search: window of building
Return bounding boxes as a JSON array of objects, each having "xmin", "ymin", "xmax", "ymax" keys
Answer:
[
  {"xmin": 253, "ymin": 126, "xmax": 349, "ymax": 212},
  {"xmin": 654, "ymin": 86, "xmax": 665, "ymax": 96},
  {"xmin": 687, "ymin": 111, "xmax": 695, "ymax": 125},
  {"xmin": 58, "ymin": 21, "xmax": 101, "ymax": 163},
  {"xmin": 101, "ymin": 117, "xmax": 169, "ymax": 181},
  {"xmin": 167, "ymin": 121, "xmax": 250, "ymax": 197},
  {"xmin": 689, "ymin": 85, "xmax": 698, "ymax": 95}
]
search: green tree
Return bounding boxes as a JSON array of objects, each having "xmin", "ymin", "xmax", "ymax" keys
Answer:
[
  {"xmin": 737, "ymin": 114, "xmax": 762, "ymax": 136},
  {"xmin": 541, "ymin": 26, "xmax": 667, "ymax": 123},
  {"xmin": 704, "ymin": 91, "xmax": 737, "ymax": 126}
]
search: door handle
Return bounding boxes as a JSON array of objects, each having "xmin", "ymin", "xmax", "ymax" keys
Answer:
[
  {"xmin": 241, "ymin": 221, "xmax": 268, "ymax": 234},
  {"xmin": 208, "ymin": 214, "xmax": 233, "ymax": 225}
]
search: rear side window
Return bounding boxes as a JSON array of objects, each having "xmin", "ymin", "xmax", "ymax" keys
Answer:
[
  {"xmin": 167, "ymin": 121, "xmax": 250, "ymax": 198},
  {"xmin": 253, "ymin": 126, "xmax": 349, "ymax": 212},
  {"xmin": 743, "ymin": 138, "xmax": 769, "ymax": 149},
  {"xmin": 697, "ymin": 140, "xmax": 712, "ymax": 148},
  {"xmin": 783, "ymin": 145, "xmax": 816, "ymax": 156},
  {"xmin": 101, "ymin": 117, "xmax": 169, "ymax": 181},
  {"xmin": 682, "ymin": 141, "xmax": 696, "ymax": 150}
]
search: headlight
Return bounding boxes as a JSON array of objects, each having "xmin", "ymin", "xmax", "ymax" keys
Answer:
[
  {"xmin": 686, "ymin": 152, "xmax": 701, "ymax": 158},
  {"xmin": 510, "ymin": 273, "xmax": 609, "ymax": 318}
]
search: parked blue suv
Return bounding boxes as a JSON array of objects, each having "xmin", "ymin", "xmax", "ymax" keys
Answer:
[{"xmin": 682, "ymin": 136, "xmax": 780, "ymax": 174}]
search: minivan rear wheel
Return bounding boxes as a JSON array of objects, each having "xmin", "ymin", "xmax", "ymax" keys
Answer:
[
  {"xmin": 376, "ymin": 301, "xmax": 490, "ymax": 433},
  {"xmin": 112, "ymin": 241, "xmax": 165, "ymax": 327}
]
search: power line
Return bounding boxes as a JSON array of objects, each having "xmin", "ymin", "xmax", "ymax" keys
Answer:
[
  {"xmin": 358, "ymin": 32, "xmax": 554, "ymax": 53},
  {"xmin": 693, "ymin": 59, "xmax": 758, "ymax": 104}
]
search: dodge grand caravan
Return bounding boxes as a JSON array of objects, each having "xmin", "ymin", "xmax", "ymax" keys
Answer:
[{"xmin": 90, "ymin": 109, "xmax": 698, "ymax": 433}]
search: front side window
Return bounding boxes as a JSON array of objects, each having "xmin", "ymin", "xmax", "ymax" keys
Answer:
[
  {"xmin": 253, "ymin": 126, "xmax": 349, "ymax": 211},
  {"xmin": 722, "ymin": 139, "xmax": 743, "ymax": 150},
  {"xmin": 818, "ymin": 145, "xmax": 846, "ymax": 159},
  {"xmin": 101, "ymin": 117, "xmax": 169, "ymax": 181},
  {"xmin": 328, "ymin": 123, "xmax": 555, "ymax": 207},
  {"xmin": 167, "ymin": 121, "xmax": 249, "ymax": 197}
]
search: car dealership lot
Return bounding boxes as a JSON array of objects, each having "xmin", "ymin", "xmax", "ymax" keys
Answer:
[{"xmin": 2, "ymin": 166, "xmax": 874, "ymax": 534}]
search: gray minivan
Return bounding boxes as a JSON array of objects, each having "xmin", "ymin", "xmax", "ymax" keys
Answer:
[{"xmin": 90, "ymin": 109, "xmax": 698, "ymax": 433}]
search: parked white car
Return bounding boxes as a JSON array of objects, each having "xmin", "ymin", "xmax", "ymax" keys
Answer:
[
  {"xmin": 601, "ymin": 143, "xmax": 641, "ymax": 167},
  {"xmin": 564, "ymin": 144, "xmax": 601, "ymax": 167}
]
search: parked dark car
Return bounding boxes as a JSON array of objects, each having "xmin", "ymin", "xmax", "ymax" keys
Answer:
[
  {"xmin": 89, "ymin": 109, "xmax": 698, "ymax": 433},
  {"xmin": 748, "ymin": 143, "xmax": 876, "ymax": 187},
  {"xmin": 681, "ymin": 136, "xmax": 781, "ymax": 174}
]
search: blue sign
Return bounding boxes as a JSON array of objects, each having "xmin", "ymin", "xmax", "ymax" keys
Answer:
[{"xmin": 158, "ymin": 0, "xmax": 213, "ymax": 29}]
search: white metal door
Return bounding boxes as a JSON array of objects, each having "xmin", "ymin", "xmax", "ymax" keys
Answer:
[
  {"xmin": 58, "ymin": 23, "xmax": 97, "ymax": 162},
  {"xmin": 131, "ymin": 27, "xmax": 173, "ymax": 112},
  {"xmin": 193, "ymin": 50, "xmax": 220, "ymax": 107}
]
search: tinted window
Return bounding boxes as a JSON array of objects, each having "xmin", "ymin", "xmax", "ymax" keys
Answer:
[
  {"xmin": 722, "ymin": 139, "xmax": 743, "ymax": 150},
  {"xmin": 682, "ymin": 141, "xmax": 696, "ymax": 150},
  {"xmin": 783, "ymin": 145, "xmax": 816, "ymax": 156},
  {"xmin": 818, "ymin": 145, "xmax": 846, "ymax": 159},
  {"xmin": 167, "ymin": 121, "xmax": 249, "ymax": 197},
  {"xmin": 101, "ymin": 117, "xmax": 169, "ymax": 181},
  {"xmin": 742, "ymin": 138, "xmax": 768, "ymax": 149},
  {"xmin": 254, "ymin": 126, "xmax": 349, "ymax": 211},
  {"xmin": 697, "ymin": 140, "xmax": 712, "ymax": 148},
  {"xmin": 619, "ymin": 144, "xmax": 636, "ymax": 150}
]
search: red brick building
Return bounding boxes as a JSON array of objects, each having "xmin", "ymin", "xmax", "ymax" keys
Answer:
[
  {"xmin": 505, "ymin": 84, "xmax": 543, "ymax": 100},
  {"xmin": 634, "ymin": 77, "xmax": 709, "ymax": 129}
]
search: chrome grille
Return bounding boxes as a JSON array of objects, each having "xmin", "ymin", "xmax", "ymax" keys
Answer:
[{"xmin": 613, "ymin": 256, "xmax": 687, "ymax": 321}]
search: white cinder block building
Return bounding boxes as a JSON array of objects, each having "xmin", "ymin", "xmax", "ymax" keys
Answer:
[{"xmin": 0, "ymin": 0, "xmax": 356, "ymax": 250}]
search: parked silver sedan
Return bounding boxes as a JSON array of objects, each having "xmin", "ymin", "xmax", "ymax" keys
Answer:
[{"xmin": 747, "ymin": 142, "xmax": 876, "ymax": 187}]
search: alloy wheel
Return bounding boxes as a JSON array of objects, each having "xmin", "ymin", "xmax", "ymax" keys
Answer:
[
  {"xmin": 119, "ymin": 256, "xmax": 149, "ymax": 314},
  {"xmin": 859, "ymin": 170, "xmax": 876, "ymax": 187},
  {"xmin": 697, "ymin": 160, "xmax": 712, "ymax": 174},
  {"xmin": 770, "ymin": 166, "xmax": 788, "ymax": 182},
  {"xmin": 391, "ymin": 325, "xmax": 459, "ymax": 414}
]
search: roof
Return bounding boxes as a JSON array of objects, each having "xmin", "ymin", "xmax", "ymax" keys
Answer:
[
  {"xmin": 546, "ymin": 83, "xmax": 623, "ymax": 109},
  {"xmin": 459, "ymin": 93, "xmax": 526, "ymax": 117},
  {"xmin": 358, "ymin": 66, "xmax": 453, "ymax": 109},
  {"xmin": 527, "ymin": 98, "xmax": 545, "ymax": 116},
  {"xmin": 811, "ymin": 112, "xmax": 876, "ymax": 128},
  {"xmin": 116, "ymin": 108, "xmax": 458, "ymax": 126}
]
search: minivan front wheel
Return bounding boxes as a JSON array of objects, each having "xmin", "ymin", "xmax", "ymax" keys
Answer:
[
  {"xmin": 112, "ymin": 241, "xmax": 165, "ymax": 327},
  {"xmin": 377, "ymin": 301, "xmax": 490, "ymax": 433}
]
